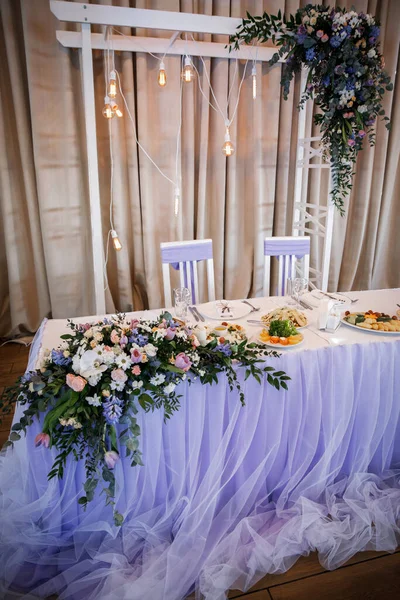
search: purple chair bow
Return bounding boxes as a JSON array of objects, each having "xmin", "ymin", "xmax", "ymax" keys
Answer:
[
  {"xmin": 160, "ymin": 239, "xmax": 215, "ymax": 307},
  {"xmin": 263, "ymin": 236, "xmax": 310, "ymax": 296}
]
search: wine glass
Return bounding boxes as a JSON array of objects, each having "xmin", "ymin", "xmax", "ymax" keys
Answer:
[
  {"xmin": 293, "ymin": 277, "xmax": 308, "ymax": 308},
  {"xmin": 173, "ymin": 287, "xmax": 191, "ymax": 319}
]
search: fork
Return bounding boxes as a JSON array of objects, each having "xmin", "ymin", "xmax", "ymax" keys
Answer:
[{"xmin": 242, "ymin": 300, "xmax": 260, "ymax": 312}]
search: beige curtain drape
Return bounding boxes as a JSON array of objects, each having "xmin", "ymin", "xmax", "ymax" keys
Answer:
[{"xmin": 0, "ymin": 0, "xmax": 399, "ymax": 337}]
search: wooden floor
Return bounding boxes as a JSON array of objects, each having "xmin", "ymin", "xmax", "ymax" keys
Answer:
[{"xmin": 1, "ymin": 343, "xmax": 399, "ymax": 599}]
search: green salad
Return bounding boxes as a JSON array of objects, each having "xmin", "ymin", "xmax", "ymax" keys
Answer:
[{"xmin": 268, "ymin": 319, "xmax": 298, "ymax": 338}]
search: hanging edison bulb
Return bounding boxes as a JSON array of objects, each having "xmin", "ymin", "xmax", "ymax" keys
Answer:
[
  {"xmin": 222, "ymin": 126, "xmax": 235, "ymax": 157},
  {"xmin": 158, "ymin": 61, "xmax": 167, "ymax": 87},
  {"xmin": 111, "ymin": 229, "xmax": 122, "ymax": 251},
  {"xmin": 110, "ymin": 100, "xmax": 123, "ymax": 118},
  {"xmin": 251, "ymin": 64, "xmax": 257, "ymax": 100},
  {"xmin": 108, "ymin": 70, "xmax": 117, "ymax": 98},
  {"xmin": 102, "ymin": 96, "xmax": 115, "ymax": 119},
  {"xmin": 181, "ymin": 56, "xmax": 195, "ymax": 83}
]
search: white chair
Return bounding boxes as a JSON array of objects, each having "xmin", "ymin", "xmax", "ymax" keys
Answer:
[
  {"xmin": 160, "ymin": 239, "xmax": 216, "ymax": 307},
  {"xmin": 263, "ymin": 236, "xmax": 310, "ymax": 297}
]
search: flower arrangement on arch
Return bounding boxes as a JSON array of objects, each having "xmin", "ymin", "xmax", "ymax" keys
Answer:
[
  {"xmin": 0, "ymin": 313, "xmax": 289, "ymax": 525},
  {"xmin": 229, "ymin": 4, "xmax": 393, "ymax": 214}
]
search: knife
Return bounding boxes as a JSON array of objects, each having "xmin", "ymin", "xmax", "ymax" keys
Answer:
[
  {"xmin": 188, "ymin": 306, "xmax": 199, "ymax": 322},
  {"xmin": 192, "ymin": 306, "xmax": 205, "ymax": 322},
  {"xmin": 247, "ymin": 319, "xmax": 265, "ymax": 326}
]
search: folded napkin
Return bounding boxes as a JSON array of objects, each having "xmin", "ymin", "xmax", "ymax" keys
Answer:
[
  {"xmin": 215, "ymin": 301, "xmax": 233, "ymax": 319},
  {"xmin": 318, "ymin": 299, "xmax": 335, "ymax": 330}
]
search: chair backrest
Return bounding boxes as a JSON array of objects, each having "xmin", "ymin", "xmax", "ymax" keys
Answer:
[
  {"xmin": 263, "ymin": 236, "xmax": 310, "ymax": 297},
  {"xmin": 160, "ymin": 239, "xmax": 216, "ymax": 307}
]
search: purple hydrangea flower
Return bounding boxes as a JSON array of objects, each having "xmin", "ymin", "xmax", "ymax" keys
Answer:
[
  {"xmin": 135, "ymin": 334, "xmax": 148, "ymax": 347},
  {"xmin": 51, "ymin": 349, "xmax": 72, "ymax": 366},
  {"xmin": 103, "ymin": 396, "xmax": 123, "ymax": 424}
]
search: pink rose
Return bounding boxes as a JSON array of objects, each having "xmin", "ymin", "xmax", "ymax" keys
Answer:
[
  {"xmin": 190, "ymin": 334, "xmax": 200, "ymax": 348},
  {"xmin": 358, "ymin": 130, "xmax": 366, "ymax": 138},
  {"xmin": 110, "ymin": 329, "xmax": 120, "ymax": 344},
  {"xmin": 66, "ymin": 373, "xmax": 87, "ymax": 392},
  {"xmin": 104, "ymin": 450, "xmax": 120, "ymax": 469},
  {"xmin": 348, "ymin": 138, "xmax": 356, "ymax": 147},
  {"xmin": 131, "ymin": 348, "xmax": 142, "ymax": 364},
  {"xmin": 130, "ymin": 319, "xmax": 139, "ymax": 330},
  {"xmin": 34, "ymin": 432, "xmax": 50, "ymax": 448},
  {"xmin": 111, "ymin": 368, "xmax": 128, "ymax": 383},
  {"xmin": 165, "ymin": 327, "xmax": 176, "ymax": 341},
  {"xmin": 316, "ymin": 29, "xmax": 324, "ymax": 38},
  {"xmin": 131, "ymin": 365, "xmax": 141, "ymax": 376},
  {"xmin": 175, "ymin": 352, "xmax": 192, "ymax": 372},
  {"xmin": 321, "ymin": 34, "xmax": 329, "ymax": 42}
]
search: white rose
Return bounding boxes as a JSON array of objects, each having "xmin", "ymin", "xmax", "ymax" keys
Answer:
[
  {"xmin": 84, "ymin": 328, "xmax": 93, "ymax": 338},
  {"xmin": 144, "ymin": 343, "xmax": 157, "ymax": 357},
  {"xmin": 367, "ymin": 49, "xmax": 376, "ymax": 58}
]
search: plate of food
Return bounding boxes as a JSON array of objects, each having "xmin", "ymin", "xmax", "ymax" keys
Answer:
[
  {"xmin": 261, "ymin": 307, "xmax": 308, "ymax": 329},
  {"xmin": 258, "ymin": 319, "xmax": 304, "ymax": 348},
  {"xmin": 342, "ymin": 310, "xmax": 400, "ymax": 334}
]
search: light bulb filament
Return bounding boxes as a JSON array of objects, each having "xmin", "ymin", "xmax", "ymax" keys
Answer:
[
  {"xmin": 158, "ymin": 61, "xmax": 167, "ymax": 87},
  {"xmin": 111, "ymin": 230, "xmax": 122, "ymax": 251},
  {"xmin": 109, "ymin": 70, "xmax": 117, "ymax": 98}
]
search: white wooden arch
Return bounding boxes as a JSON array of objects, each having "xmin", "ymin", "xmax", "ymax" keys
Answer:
[{"xmin": 50, "ymin": 1, "xmax": 334, "ymax": 310}]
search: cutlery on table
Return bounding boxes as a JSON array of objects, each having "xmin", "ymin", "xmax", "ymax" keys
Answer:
[
  {"xmin": 242, "ymin": 300, "xmax": 260, "ymax": 312},
  {"xmin": 292, "ymin": 296, "xmax": 314, "ymax": 311},
  {"xmin": 192, "ymin": 306, "xmax": 205, "ymax": 322},
  {"xmin": 247, "ymin": 319, "xmax": 265, "ymax": 326},
  {"xmin": 188, "ymin": 306, "xmax": 199, "ymax": 322}
]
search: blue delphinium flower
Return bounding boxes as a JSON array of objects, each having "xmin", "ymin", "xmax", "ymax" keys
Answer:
[
  {"xmin": 103, "ymin": 396, "xmax": 123, "ymax": 425},
  {"xmin": 305, "ymin": 48, "xmax": 316, "ymax": 62},
  {"xmin": 51, "ymin": 349, "xmax": 72, "ymax": 366},
  {"xmin": 135, "ymin": 334, "xmax": 148, "ymax": 347},
  {"xmin": 370, "ymin": 26, "xmax": 380, "ymax": 38},
  {"xmin": 213, "ymin": 344, "xmax": 232, "ymax": 357},
  {"xmin": 322, "ymin": 75, "xmax": 330, "ymax": 87},
  {"xmin": 330, "ymin": 36, "xmax": 342, "ymax": 48}
]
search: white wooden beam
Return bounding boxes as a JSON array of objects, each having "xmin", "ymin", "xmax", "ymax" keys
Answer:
[
  {"xmin": 81, "ymin": 22, "xmax": 106, "ymax": 314},
  {"xmin": 55, "ymin": 31, "xmax": 280, "ymax": 62},
  {"xmin": 50, "ymin": 1, "xmax": 242, "ymax": 35}
]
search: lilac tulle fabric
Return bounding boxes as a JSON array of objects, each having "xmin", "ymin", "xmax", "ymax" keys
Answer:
[{"xmin": 1, "ymin": 333, "xmax": 400, "ymax": 599}]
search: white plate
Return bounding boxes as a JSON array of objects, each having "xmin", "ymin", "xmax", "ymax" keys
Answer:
[
  {"xmin": 257, "ymin": 335, "xmax": 304, "ymax": 349},
  {"xmin": 198, "ymin": 301, "xmax": 251, "ymax": 321},
  {"xmin": 341, "ymin": 318, "xmax": 400, "ymax": 335},
  {"xmin": 260, "ymin": 307, "xmax": 308, "ymax": 330}
]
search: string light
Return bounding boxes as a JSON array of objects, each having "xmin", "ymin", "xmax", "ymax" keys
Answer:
[
  {"xmin": 110, "ymin": 100, "xmax": 123, "ymax": 118},
  {"xmin": 252, "ymin": 64, "xmax": 257, "ymax": 100},
  {"xmin": 181, "ymin": 56, "xmax": 195, "ymax": 83},
  {"xmin": 102, "ymin": 96, "xmax": 114, "ymax": 119},
  {"xmin": 158, "ymin": 61, "xmax": 167, "ymax": 87},
  {"xmin": 222, "ymin": 125, "xmax": 235, "ymax": 157},
  {"xmin": 108, "ymin": 70, "xmax": 117, "ymax": 98},
  {"xmin": 111, "ymin": 229, "xmax": 122, "ymax": 251}
]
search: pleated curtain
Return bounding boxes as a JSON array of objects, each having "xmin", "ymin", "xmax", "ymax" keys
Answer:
[{"xmin": 0, "ymin": 0, "xmax": 399, "ymax": 337}]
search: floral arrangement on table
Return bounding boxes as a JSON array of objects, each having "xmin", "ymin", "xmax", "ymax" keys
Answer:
[
  {"xmin": 0, "ymin": 313, "xmax": 289, "ymax": 525},
  {"xmin": 229, "ymin": 4, "xmax": 393, "ymax": 214}
]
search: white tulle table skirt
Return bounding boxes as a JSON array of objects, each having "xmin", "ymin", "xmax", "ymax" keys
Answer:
[{"xmin": 0, "ymin": 322, "xmax": 400, "ymax": 599}]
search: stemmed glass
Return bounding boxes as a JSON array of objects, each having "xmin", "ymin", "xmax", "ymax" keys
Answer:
[
  {"xmin": 173, "ymin": 287, "xmax": 191, "ymax": 320},
  {"xmin": 293, "ymin": 277, "xmax": 308, "ymax": 308}
]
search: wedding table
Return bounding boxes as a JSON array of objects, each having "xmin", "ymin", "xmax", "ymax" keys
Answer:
[{"xmin": 1, "ymin": 288, "xmax": 400, "ymax": 600}]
